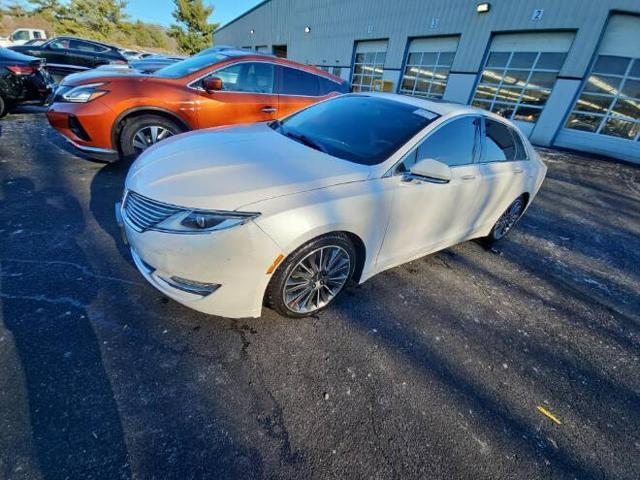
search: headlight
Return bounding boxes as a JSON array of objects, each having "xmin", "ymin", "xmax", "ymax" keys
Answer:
[
  {"xmin": 61, "ymin": 82, "xmax": 109, "ymax": 103},
  {"xmin": 156, "ymin": 209, "xmax": 260, "ymax": 233}
]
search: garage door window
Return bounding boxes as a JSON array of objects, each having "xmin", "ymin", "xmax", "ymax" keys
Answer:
[
  {"xmin": 352, "ymin": 51, "xmax": 386, "ymax": 92},
  {"xmin": 472, "ymin": 51, "xmax": 566, "ymax": 123},
  {"xmin": 400, "ymin": 51, "xmax": 455, "ymax": 99},
  {"xmin": 565, "ymin": 56, "xmax": 640, "ymax": 141}
]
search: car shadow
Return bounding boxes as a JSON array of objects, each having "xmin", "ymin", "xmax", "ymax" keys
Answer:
[
  {"xmin": 89, "ymin": 160, "xmax": 132, "ymax": 257},
  {"xmin": 0, "ymin": 177, "xmax": 132, "ymax": 479}
]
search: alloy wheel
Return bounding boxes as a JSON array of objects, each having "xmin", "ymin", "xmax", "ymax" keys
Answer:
[
  {"xmin": 132, "ymin": 126, "xmax": 174, "ymax": 153},
  {"xmin": 493, "ymin": 198, "xmax": 524, "ymax": 240},
  {"xmin": 283, "ymin": 245, "xmax": 351, "ymax": 314}
]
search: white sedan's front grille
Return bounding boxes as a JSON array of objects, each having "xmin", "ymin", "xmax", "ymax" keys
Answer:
[{"xmin": 122, "ymin": 191, "xmax": 182, "ymax": 232}]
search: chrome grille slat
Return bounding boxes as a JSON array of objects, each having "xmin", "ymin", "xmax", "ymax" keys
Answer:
[
  {"xmin": 123, "ymin": 191, "xmax": 182, "ymax": 231},
  {"xmin": 131, "ymin": 197, "xmax": 175, "ymax": 216},
  {"xmin": 126, "ymin": 201, "xmax": 168, "ymax": 221}
]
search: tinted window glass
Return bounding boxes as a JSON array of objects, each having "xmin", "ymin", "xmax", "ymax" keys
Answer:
[
  {"xmin": 49, "ymin": 38, "xmax": 71, "ymax": 50},
  {"xmin": 281, "ymin": 67, "xmax": 320, "ymax": 96},
  {"xmin": 155, "ymin": 53, "xmax": 227, "ymax": 78},
  {"xmin": 484, "ymin": 119, "xmax": 516, "ymax": 162},
  {"xmin": 13, "ymin": 30, "xmax": 29, "ymax": 41},
  {"xmin": 416, "ymin": 117, "xmax": 478, "ymax": 167},
  {"xmin": 272, "ymin": 95, "xmax": 439, "ymax": 165},
  {"xmin": 510, "ymin": 128, "xmax": 528, "ymax": 160},
  {"xmin": 69, "ymin": 40, "xmax": 106, "ymax": 53},
  {"xmin": 210, "ymin": 62, "xmax": 274, "ymax": 93}
]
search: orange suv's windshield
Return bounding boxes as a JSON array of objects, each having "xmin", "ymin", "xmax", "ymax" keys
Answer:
[{"xmin": 155, "ymin": 53, "xmax": 227, "ymax": 79}]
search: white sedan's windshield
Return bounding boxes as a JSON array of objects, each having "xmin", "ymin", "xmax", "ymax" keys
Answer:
[{"xmin": 271, "ymin": 95, "xmax": 439, "ymax": 165}]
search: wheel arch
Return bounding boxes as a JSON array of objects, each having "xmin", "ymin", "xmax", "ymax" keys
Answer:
[
  {"xmin": 275, "ymin": 228, "xmax": 368, "ymax": 283},
  {"xmin": 111, "ymin": 107, "xmax": 192, "ymax": 152}
]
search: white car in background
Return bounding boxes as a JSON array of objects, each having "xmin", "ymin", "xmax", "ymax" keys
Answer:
[
  {"xmin": 0, "ymin": 29, "xmax": 47, "ymax": 47},
  {"xmin": 117, "ymin": 93, "xmax": 547, "ymax": 318}
]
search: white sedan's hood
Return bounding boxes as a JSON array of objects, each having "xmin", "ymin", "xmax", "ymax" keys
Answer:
[{"xmin": 126, "ymin": 123, "xmax": 371, "ymax": 211}]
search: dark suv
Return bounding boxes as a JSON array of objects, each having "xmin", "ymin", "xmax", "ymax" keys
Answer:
[{"xmin": 11, "ymin": 36, "xmax": 128, "ymax": 82}]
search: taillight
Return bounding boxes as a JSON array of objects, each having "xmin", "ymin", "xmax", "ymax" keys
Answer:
[
  {"xmin": 110, "ymin": 60, "xmax": 127, "ymax": 65},
  {"xmin": 6, "ymin": 65, "xmax": 37, "ymax": 76}
]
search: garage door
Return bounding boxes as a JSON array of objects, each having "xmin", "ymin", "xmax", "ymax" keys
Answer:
[
  {"xmin": 399, "ymin": 36, "xmax": 459, "ymax": 99},
  {"xmin": 471, "ymin": 32, "xmax": 574, "ymax": 136},
  {"xmin": 351, "ymin": 40, "xmax": 387, "ymax": 92},
  {"xmin": 555, "ymin": 14, "xmax": 640, "ymax": 162}
]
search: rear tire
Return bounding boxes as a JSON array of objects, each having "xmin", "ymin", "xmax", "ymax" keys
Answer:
[
  {"xmin": 119, "ymin": 114, "xmax": 184, "ymax": 161},
  {"xmin": 265, "ymin": 233, "xmax": 356, "ymax": 318},
  {"xmin": 483, "ymin": 195, "xmax": 527, "ymax": 245}
]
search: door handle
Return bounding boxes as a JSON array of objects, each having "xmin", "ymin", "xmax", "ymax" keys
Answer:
[
  {"xmin": 261, "ymin": 106, "xmax": 277, "ymax": 113},
  {"xmin": 461, "ymin": 174, "xmax": 476, "ymax": 181},
  {"xmin": 514, "ymin": 168, "xmax": 524, "ymax": 174}
]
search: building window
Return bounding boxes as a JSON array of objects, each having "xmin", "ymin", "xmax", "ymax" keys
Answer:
[
  {"xmin": 472, "ymin": 51, "xmax": 566, "ymax": 124},
  {"xmin": 400, "ymin": 51, "xmax": 455, "ymax": 99},
  {"xmin": 565, "ymin": 55, "xmax": 640, "ymax": 141},
  {"xmin": 352, "ymin": 51, "xmax": 386, "ymax": 92}
]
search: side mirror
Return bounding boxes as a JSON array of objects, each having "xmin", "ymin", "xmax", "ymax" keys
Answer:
[
  {"xmin": 408, "ymin": 158, "xmax": 452, "ymax": 183},
  {"xmin": 202, "ymin": 76, "xmax": 223, "ymax": 93}
]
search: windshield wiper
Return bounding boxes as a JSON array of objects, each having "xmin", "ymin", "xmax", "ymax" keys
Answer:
[{"xmin": 282, "ymin": 129, "xmax": 327, "ymax": 153}]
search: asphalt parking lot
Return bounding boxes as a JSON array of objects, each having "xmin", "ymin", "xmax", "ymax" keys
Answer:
[{"xmin": 0, "ymin": 110, "xmax": 639, "ymax": 480}]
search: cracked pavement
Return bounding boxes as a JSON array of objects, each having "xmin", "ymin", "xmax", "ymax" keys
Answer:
[{"xmin": 0, "ymin": 111, "xmax": 639, "ymax": 479}]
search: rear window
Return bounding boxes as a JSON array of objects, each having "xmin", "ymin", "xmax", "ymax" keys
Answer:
[
  {"xmin": 280, "ymin": 67, "xmax": 320, "ymax": 96},
  {"xmin": 155, "ymin": 53, "xmax": 227, "ymax": 78}
]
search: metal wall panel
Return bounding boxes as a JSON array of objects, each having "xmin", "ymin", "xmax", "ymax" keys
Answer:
[{"xmin": 215, "ymin": 0, "xmax": 640, "ymax": 78}]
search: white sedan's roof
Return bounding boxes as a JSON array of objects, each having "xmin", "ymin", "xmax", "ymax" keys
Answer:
[{"xmin": 355, "ymin": 92, "xmax": 482, "ymax": 117}]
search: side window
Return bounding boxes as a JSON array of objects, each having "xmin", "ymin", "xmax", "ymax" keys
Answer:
[
  {"xmin": 510, "ymin": 128, "xmax": 528, "ymax": 161},
  {"xmin": 12, "ymin": 30, "xmax": 29, "ymax": 41},
  {"xmin": 49, "ymin": 39, "xmax": 71, "ymax": 50},
  {"xmin": 33, "ymin": 31, "xmax": 43, "ymax": 39},
  {"xmin": 484, "ymin": 119, "xmax": 516, "ymax": 162},
  {"xmin": 69, "ymin": 40, "xmax": 106, "ymax": 53},
  {"xmin": 415, "ymin": 117, "xmax": 478, "ymax": 167},
  {"xmin": 280, "ymin": 67, "xmax": 320, "ymax": 96},
  {"xmin": 212, "ymin": 62, "xmax": 274, "ymax": 93}
]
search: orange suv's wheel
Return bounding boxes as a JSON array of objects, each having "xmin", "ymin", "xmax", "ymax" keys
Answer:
[{"xmin": 119, "ymin": 114, "xmax": 184, "ymax": 160}]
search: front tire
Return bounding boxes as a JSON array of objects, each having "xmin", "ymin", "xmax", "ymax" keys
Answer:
[
  {"xmin": 119, "ymin": 114, "xmax": 184, "ymax": 160},
  {"xmin": 266, "ymin": 233, "xmax": 356, "ymax": 318},
  {"xmin": 0, "ymin": 95, "xmax": 8, "ymax": 119},
  {"xmin": 484, "ymin": 195, "xmax": 527, "ymax": 245}
]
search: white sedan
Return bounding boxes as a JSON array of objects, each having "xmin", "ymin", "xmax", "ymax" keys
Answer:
[{"xmin": 117, "ymin": 93, "xmax": 546, "ymax": 318}]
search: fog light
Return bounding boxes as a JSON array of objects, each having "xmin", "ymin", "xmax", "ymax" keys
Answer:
[{"xmin": 164, "ymin": 276, "xmax": 220, "ymax": 296}]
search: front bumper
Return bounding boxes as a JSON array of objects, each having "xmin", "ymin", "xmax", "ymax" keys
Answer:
[
  {"xmin": 118, "ymin": 204, "xmax": 282, "ymax": 319},
  {"xmin": 47, "ymin": 100, "xmax": 118, "ymax": 159}
]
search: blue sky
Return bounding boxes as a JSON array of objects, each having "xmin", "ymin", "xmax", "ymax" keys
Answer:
[{"xmin": 125, "ymin": 0, "xmax": 263, "ymax": 28}]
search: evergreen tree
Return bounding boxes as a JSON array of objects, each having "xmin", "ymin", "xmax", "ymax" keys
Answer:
[{"xmin": 169, "ymin": 0, "xmax": 218, "ymax": 55}]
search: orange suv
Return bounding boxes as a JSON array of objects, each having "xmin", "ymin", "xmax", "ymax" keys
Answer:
[{"xmin": 46, "ymin": 50, "xmax": 348, "ymax": 160}]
